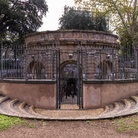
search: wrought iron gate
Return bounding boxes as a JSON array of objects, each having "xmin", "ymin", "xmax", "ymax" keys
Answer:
[
  {"xmin": 56, "ymin": 48, "xmax": 82, "ymax": 109},
  {"xmin": 76, "ymin": 49, "xmax": 82, "ymax": 108},
  {"xmin": 56, "ymin": 48, "xmax": 60, "ymax": 109}
]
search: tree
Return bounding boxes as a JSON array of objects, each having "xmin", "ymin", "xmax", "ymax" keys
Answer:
[
  {"xmin": 0, "ymin": 0, "xmax": 48, "ymax": 43},
  {"xmin": 75, "ymin": 0, "xmax": 138, "ymax": 49},
  {"xmin": 59, "ymin": 6, "xmax": 108, "ymax": 31}
]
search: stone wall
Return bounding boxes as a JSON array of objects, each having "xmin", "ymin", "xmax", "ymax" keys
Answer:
[
  {"xmin": 0, "ymin": 80, "xmax": 138, "ymax": 109},
  {"xmin": 24, "ymin": 30, "xmax": 119, "ymax": 80},
  {"xmin": 25, "ymin": 30, "xmax": 118, "ymax": 46},
  {"xmin": 83, "ymin": 81, "xmax": 138, "ymax": 109},
  {"xmin": 0, "ymin": 81, "xmax": 57, "ymax": 109}
]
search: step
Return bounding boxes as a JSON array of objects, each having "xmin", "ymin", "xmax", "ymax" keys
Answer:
[
  {"xmin": 18, "ymin": 102, "xmax": 35, "ymax": 118},
  {"xmin": 99, "ymin": 98, "xmax": 135, "ymax": 118},
  {"xmin": 0, "ymin": 98, "xmax": 14, "ymax": 115},
  {"xmin": 110, "ymin": 99, "xmax": 131, "ymax": 117},
  {"xmin": 8, "ymin": 99, "xmax": 22, "ymax": 116},
  {"xmin": 131, "ymin": 96, "xmax": 138, "ymax": 105},
  {"xmin": 0, "ymin": 96, "xmax": 9, "ymax": 104},
  {"xmin": 99, "ymin": 102, "xmax": 123, "ymax": 118},
  {"xmin": 1, "ymin": 94, "xmax": 138, "ymax": 120},
  {"xmin": 99, "ymin": 105, "xmax": 110, "ymax": 116},
  {"xmin": 60, "ymin": 104, "xmax": 79, "ymax": 110},
  {"xmin": 128, "ymin": 96, "xmax": 138, "ymax": 114},
  {"xmin": 29, "ymin": 105, "xmax": 45, "ymax": 118},
  {"xmin": 103, "ymin": 102, "xmax": 120, "ymax": 115}
]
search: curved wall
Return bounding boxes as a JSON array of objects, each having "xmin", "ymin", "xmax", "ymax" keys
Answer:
[
  {"xmin": 25, "ymin": 30, "xmax": 118, "ymax": 46},
  {"xmin": 0, "ymin": 80, "xmax": 56, "ymax": 109},
  {"xmin": 0, "ymin": 30, "xmax": 122, "ymax": 109},
  {"xmin": 0, "ymin": 80, "xmax": 138, "ymax": 109},
  {"xmin": 83, "ymin": 81, "xmax": 138, "ymax": 109}
]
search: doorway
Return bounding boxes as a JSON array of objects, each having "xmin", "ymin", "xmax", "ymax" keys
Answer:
[
  {"xmin": 60, "ymin": 63, "xmax": 78, "ymax": 109},
  {"xmin": 56, "ymin": 49, "xmax": 82, "ymax": 109}
]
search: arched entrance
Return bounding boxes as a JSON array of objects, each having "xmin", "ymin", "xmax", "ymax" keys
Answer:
[
  {"xmin": 59, "ymin": 60, "xmax": 82, "ymax": 109},
  {"xmin": 27, "ymin": 61, "xmax": 46, "ymax": 79},
  {"xmin": 98, "ymin": 60, "xmax": 112, "ymax": 79}
]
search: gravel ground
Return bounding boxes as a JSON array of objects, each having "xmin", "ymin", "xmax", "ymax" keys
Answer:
[{"xmin": 0, "ymin": 117, "xmax": 138, "ymax": 138}]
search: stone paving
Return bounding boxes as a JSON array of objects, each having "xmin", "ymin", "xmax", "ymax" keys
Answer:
[{"xmin": 0, "ymin": 94, "xmax": 138, "ymax": 120}]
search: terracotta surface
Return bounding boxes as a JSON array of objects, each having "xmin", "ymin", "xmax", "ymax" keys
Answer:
[
  {"xmin": 25, "ymin": 30, "xmax": 118, "ymax": 45},
  {"xmin": 83, "ymin": 83, "xmax": 101, "ymax": 109},
  {"xmin": 1, "ymin": 80, "xmax": 138, "ymax": 109},
  {"xmin": 83, "ymin": 81, "xmax": 138, "ymax": 109},
  {"xmin": 0, "ymin": 81, "xmax": 56, "ymax": 109}
]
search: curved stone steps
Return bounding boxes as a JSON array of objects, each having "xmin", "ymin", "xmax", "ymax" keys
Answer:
[
  {"xmin": 19, "ymin": 103, "xmax": 45, "ymax": 118},
  {"xmin": 13, "ymin": 101, "xmax": 53, "ymax": 119},
  {"xmin": 120, "ymin": 98, "xmax": 136, "ymax": 114},
  {"xmin": 0, "ymin": 95, "xmax": 33, "ymax": 118},
  {"xmin": 0, "ymin": 96, "xmax": 10, "ymax": 114},
  {"xmin": 101, "ymin": 104, "xmax": 115, "ymax": 115},
  {"xmin": 115, "ymin": 96, "xmax": 138, "ymax": 116},
  {"xmin": 10, "ymin": 100, "xmax": 34, "ymax": 118},
  {"xmin": 131, "ymin": 96, "xmax": 138, "ymax": 106},
  {"xmin": 114, "ymin": 99, "xmax": 132, "ymax": 115},
  {"xmin": 99, "ymin": 99, "xmax": 128, "ymax": 118},
  {"xmin": 0, "ymin": 96, "xmax": 45, "ymax": 119},
  {"xmin": 0, "ymin": 98, "xmax": 15, "ymax": 115},
  {"xmin": 3, "ymin": 98, "xmax": 25, "ymax": 116},
  {"xmin": 0, "ymin": 95, "xmax": 9, "ymax": 104},
  {"xmin": 99, "ymin": 102, "xmax": 119, "ymax": 117},
  {"xmin": 11, "ymin": 100, "xmax": 22, "ymax": 113},
  {"xmin": 100, "ymin": 98, "xmax": 136, "ymax": 118},
  {"xmin": 100, "ymin": 105, "xmax": 109, "ymax": 115},
  {"xmin": 8, "ymin": 99, "xmax": 22, "ymax": 116},
  {"xmin": 127, "ymin": 96, "xmax": 138, "ymax": 113},
  {"xmin": 116, "ymin": 97, "xmax": 138, "ymax": 116},
  {"xmin": 22, "ymin": 104, "xmax": 37, "ymax": 116},
  {"xmin": 101, "ymin": 102, "xmax": 120, "ymax": 116},
  {"xmin": 29, "ymin": 105, "xmax": 45, "ymax": 118},
  {"xmin": 1, "ymin": 94, "xmax": 138, "ymax": 120},
  {"xmin": 17, "ymin": 102, "xmax": 37, "ymax": 118}
]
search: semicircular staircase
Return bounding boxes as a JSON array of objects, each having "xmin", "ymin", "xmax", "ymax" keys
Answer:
[{"xmin": 0, "ymin": 94, "xmax": 138, "ymax": 120}]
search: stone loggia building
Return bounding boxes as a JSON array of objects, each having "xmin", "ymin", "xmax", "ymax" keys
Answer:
[{"xmin": 1, "ymin": 30, "xmax": 137, "ymax": 110}]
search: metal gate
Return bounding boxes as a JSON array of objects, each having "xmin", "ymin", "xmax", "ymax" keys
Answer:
[
  {"xmin": 77, "ymin": 49, "xmax": 82, "ymax": 109},
  {"xmin": 56, "ymin": 48, "xmax": 60, "ymax": 109},
  {"xmin": 56, "ymin": 48, "xmax": 82, "ymax": 109}
]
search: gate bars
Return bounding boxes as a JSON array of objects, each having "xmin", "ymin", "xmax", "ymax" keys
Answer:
[
  {"xmin": 0, "ymin": 43, "xmax": 58, "ymax": 81},
  {"xmin": 0, "ymin": 44, "xmax": 137, "ymax": 81},
  {"xmin": 25, "ymin": 45, "xmax": 57, "ymax": 80},
  {"xmin": 81, "ymin": 46, "xmax": 136, "ymax": 81},
  {"xmin": 0, "ymin": 44, "xmax": 24, "ymax": 79},
  {"xmin": 77, "ymin": 48, "xmax": 82, "ymax": 108}
]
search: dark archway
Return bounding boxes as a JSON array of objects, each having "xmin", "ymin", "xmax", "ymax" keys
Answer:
[
  {"xmin": 27, "ymin": 61, "xmax": 46, "ymax": 79},
  {"xmin": 60, "ymin": 61, "xmax": 78, "ymax": 106},
  {"xmin": 98, "ymin": 60, "xmax": 113, "ymax": 79}
]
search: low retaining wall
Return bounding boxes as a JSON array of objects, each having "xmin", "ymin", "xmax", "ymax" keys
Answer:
[
  {"xmin": 83, "ymin": 80, "xmax": 138, "ymax": 109},
  {"xmin": 0, "ymin": 80, "xmax": 57, "ymax": 109},
  {"xmin": 1, "ymin": 80, "xmax": 138, "ymax": 110}
]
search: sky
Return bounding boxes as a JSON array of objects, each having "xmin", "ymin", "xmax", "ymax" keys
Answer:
[{"xmin": 39, "ymin": 0, "xmax": 75, "ymax": 31}]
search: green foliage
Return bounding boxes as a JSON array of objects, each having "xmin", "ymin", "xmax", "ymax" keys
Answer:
[
  {"xmin": 41, "ymin": 120, "xmax": 47, "ymax": 127},
  {"xmin": 119, "ymin": 30, "xmax": 134, "ymax": 58},
  {"xmin": 94, "ymin": 15, "xmax": 107, "ymax": 31},
  {"xmin": 59, "ymin": 6, "xmax": 108, "ymax": 31},
  {"xmin": 0, "ymin": 0, "xmax": 48, "ymax": 43},
  {"xmin": 112, "ymin": 117, "xmax": 138, "ymax": 133},
  {"xmin": 0, "ymin": 115, "xmax": 25, "ymax": 131},
  {"xmin": 28, "ymin": 123, "xmax": 36, "ymax": 128},
  {"xmin": 75, "ymin": 0, "xmax": 138, "ymax": 48}
]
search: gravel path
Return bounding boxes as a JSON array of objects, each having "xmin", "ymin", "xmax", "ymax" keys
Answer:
[{"xmin": 0, "ymin": 119, "xmax": 138, "ymax": 138}]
